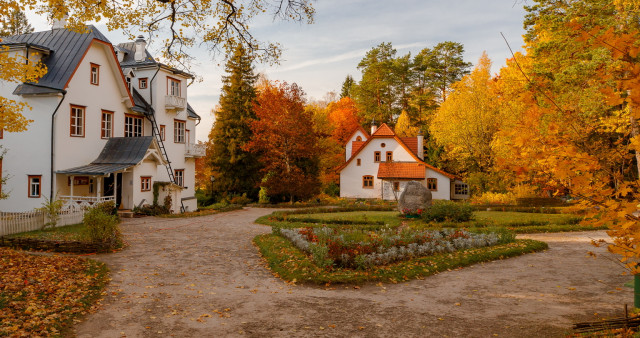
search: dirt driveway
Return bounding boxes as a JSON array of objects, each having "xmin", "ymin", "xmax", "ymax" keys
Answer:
[{"xmin": 75, "ymin": 208, "xmax": 632, "ymax": 337}]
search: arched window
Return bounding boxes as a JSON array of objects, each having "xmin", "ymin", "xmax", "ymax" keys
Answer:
[{"xmin": 356, "ymin": 136, "xmax": 362, "ymax": 141}]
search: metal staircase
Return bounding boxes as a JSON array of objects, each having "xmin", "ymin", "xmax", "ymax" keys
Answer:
[{"xmin": 145, "ymin": 111, "xmax": 186, "ymax": 213}]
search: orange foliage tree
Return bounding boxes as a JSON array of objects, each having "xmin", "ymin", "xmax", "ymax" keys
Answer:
[
  {"xmin": 327, "ymin": 97, "xmax": 361, "ymax": 144},
  {"xmin": 245, "ymin": 81, "xmax": 321, "ymax": 202},
  {"xmin": 494, "ymin": 0, "xmax": 640, "ymax": 273}
]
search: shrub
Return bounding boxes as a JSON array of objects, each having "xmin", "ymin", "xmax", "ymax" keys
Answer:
[
  {"xmin": 230, "ymin": 193, "xmax": 251, "ymax": 205},
  {"xmin": 258, "ymin": 187, "xmax": 270, "ymax": 204},
  {"xmin": 134, "ymin": 204, "xmax": 169, "ymax": 216},
  {"xmin": 83, "ymin": 206, "xmax": 121, "ymax": 249},
  {"xmin": 422, "ymin": 201, "xmax": 473, "ymax": 222},
  {"xmin": 470, "ymin": 192, "xmax": 515, "ymax": 205},
  {"xmin": 38, "ymin": 197, "xmax": 64, "ymax": 229},
  {"xmin": 93, "ymin": 201, "xmax": 117, "ymax": 216}
]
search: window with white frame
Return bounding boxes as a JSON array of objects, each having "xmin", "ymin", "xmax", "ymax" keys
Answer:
[
  {"xmin": 168, "ymin": 77, "xmax": 181, "ymax": 96},
  {"xmin": 160, "ymin": 125, "xmax": 166, "ymax": 141},
  {"xmin": 90, "ymin": 63, "xmax": 100, "ymax": 85},
  {"xmin": 174, "ymin": 169, "xmax": 184, "ymax": 187},
  {"xmin": 125, "ymin": 115, "xmax": 143, "ymax": 137},
  {"xmin": 70, "ymin": 105, "xmax": 85, "ymax": 137},
  {"xmin": 101, "ymin": 111, "xmax": 113, "ymax": 138},
  {"xmin": 454, "ymin": 183, "xmax": 469, "ymax": 195},
  {"xmin": 174, "ymin": 120, "xmax": 185, "ymax": 143},
  {"xmin": 141, "ymin": 176, "xmax": 151, "ymax": 191},
  {"xmin": 28, "ymin": 175, "xmax": 41, "ymax": 198}
]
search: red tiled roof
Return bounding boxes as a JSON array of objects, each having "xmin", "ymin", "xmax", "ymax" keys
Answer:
[
  {"xmin": 377, "ymin": 162, "xmax": 426, "ymax": 179},
  {"xmin": 372, "ymin": 123, "xmax": 395, "ymax": 136},
  {"xmin": 401, "ymin": 137, "xmax": 418, "ymax": 155},
  {"xmin": 351, "ymin": 141, "xmax": 365, "ymax": 156}
]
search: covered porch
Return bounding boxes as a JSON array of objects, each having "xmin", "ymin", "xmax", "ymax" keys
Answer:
[{"xmin": 56, "ymin": 136, "xmax": 164, "ymax": 209}]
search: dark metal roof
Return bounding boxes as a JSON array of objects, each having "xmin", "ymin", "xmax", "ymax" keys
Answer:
[
  {"xmin": 57, "ymin": 137, "xmax": 154, "ymax": 175},
  {"xmin": 13, "ymin": 83, "xmax": 65, "ymax": 95},
  {"xmin": 116, "ymin": 42, "xmax": 157, "ymax": 67},
  {"xmin": 187, "ymin": 103, "xmax": 200, "ymax": 120},
  {"xmin": 131, "ymin": 88, "xmax": 153, "ymax": 114},
  {"xmin": 1, "ymin": 26, "xmax": 111, "ymax": 91}
]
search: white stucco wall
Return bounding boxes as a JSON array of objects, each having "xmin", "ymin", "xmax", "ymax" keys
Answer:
[{"xmin": 345, "ymin": 129, "xmax": 368, "ymax": 162}]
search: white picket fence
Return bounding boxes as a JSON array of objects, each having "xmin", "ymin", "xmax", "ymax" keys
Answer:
[{"xmin": 0, "ymin": 208, "xmax": 86, "ymax": 236}]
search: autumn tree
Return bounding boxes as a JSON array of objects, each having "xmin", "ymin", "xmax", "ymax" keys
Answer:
[
  {"xmin": 0, "ymin": 9, "xmax": 33, "ymax": 37},
  {"xmin": 208, "ymin": 45, "xmax": 261, "ymax": 199},
  {"xmin": 430, "ymin": 52, "xmax": 501, "ymax": 175},
  {"xmin": 494, "ymin": 0, "xmax": 640, "ymax": 274},
  {"xmin": 394, "ymin": 110, "xmax": 418, "ymax": 137},
  {"xmin": 326, "ymin": 97, "xmax": 361, "ymax": 144},
  {"xmin": 245, "ymin": 81, "xmax": 321, "ymax": 202}
]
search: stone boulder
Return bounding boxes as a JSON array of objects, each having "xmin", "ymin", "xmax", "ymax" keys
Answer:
[{"xmin": 398, "ymin": 181, "xmax": 432, "ymax": 214}]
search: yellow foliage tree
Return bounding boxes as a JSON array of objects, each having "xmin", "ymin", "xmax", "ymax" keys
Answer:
[
  {"xmin": 430, "ymin": 52, "xmax": 503, "ymax": 173},
  {"xmin": 394, "ymin": 110, "xmax": 418, "ymax": 137}
]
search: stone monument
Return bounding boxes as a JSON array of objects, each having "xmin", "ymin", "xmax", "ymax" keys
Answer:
[{"xmin": 398, "ymin": 181, "xmax": 432, "ymax": 213}]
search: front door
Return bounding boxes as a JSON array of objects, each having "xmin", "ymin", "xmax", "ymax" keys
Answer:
[{"xmin": 103, "ymin": 173, "xmax": 123, "ymax": 208}]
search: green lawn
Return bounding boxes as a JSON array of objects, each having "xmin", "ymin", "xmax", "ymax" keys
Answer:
[
  {"xmin": 257, "ymin": 209, "xmax": 603, "ymax": 233},
  {"xmin": 6, "ymin": 223, "xmax": 87, "ymax": 241}
]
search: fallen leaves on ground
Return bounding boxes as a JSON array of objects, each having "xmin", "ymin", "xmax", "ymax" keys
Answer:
[{"xmin": 0, "ymin": 247, "xmax": 108, "ymax": 336}]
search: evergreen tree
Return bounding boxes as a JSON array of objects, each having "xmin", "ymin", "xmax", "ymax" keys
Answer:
[
  {"xmin": 352, "ymin": 42, "xmax": 396, "ymax": 125},
  {"xmin": 340, "ymin": 75, "xmax": 354, "ymax": 98},
  {"xmin": 207, "ymin": 46, "xmax": 261, "ymax": 199},
  {"xmin": 0, "ymin": 10, "xmax": 34, "ymax": 37}
]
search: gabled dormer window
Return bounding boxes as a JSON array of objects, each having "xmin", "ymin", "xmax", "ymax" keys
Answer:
[{"xmin": 90, "ymin": 63, "xmax": 100, "ymax": 85}]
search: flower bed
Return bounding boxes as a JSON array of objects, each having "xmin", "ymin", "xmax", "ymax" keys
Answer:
[{"xmin": 276, "ymin": 226, "xmax": 501, "ymax": 269}]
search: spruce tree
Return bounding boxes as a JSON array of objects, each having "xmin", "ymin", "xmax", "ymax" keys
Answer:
[{"xmin": 207, "ymin": 46, "xmax": 261, "ymax": 199}]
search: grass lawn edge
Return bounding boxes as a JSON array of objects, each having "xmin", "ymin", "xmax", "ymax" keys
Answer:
[{"xmin": 253, "ymin": 234, "xmax": 548, "ymax": 284}]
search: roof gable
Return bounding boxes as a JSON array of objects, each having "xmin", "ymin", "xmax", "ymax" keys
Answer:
[
  {"xmin": 372, "ymin": 123, "xmax": 395, "ymax": 136},
  {"xmin": 2, "ymin": 26, "xmax": 110, "ymax": 90},
  {"xmin": 344, "ymin": 126, "xmax": 370, "ymax": 146}
]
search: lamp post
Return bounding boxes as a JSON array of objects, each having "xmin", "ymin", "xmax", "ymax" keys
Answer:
[{"xmin": 210, "ymin": 176, "xmax": 215, "ymax": 197}]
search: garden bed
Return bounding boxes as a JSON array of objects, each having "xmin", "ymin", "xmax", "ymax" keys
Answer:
[{"xmin": 254, "ymin": 234, "xmax": 547, "ymax": 284}]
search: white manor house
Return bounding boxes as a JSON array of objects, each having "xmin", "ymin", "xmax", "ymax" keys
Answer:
[
  {"xmin": 338, "ymin": 123, "xmax": 469, "ymax": 201},
  {"xmin": 0, "ymin": 24, "xmax": 204, "ymax": 213}
]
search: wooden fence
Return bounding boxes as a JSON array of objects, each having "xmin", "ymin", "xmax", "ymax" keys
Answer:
[{"xmin": 0, "ymin": 208, "xmax": 85, "ymax": 236}]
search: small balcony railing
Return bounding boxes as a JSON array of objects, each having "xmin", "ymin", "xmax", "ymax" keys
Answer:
[
  {"xmin": 185, "ymin": 142, "xmax": 206, "ymax": 157},
  {"xmin": 165, "ymin": 95, "xmax": 186, "ymax": 110},
  {"xmin": 60, "ymin": 196, "xmax": 115, "ymax": 209}
]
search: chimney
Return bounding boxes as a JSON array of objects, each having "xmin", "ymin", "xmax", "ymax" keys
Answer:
[
  {"xmin": 370, "ymin": 119, "xmax": 377, "ymax": 135},
  {"xmin": 52, "ymin": 13, "xmax": 68, "ymax": 30},
  {"xmin": 134, "ymin": 35, "xmax": 146, "ymax": 62},
  {"xmin": 417, "ymin": 130, "xmax": 424, "ymax": 160}
]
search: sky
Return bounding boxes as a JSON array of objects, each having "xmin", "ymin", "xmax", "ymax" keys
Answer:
[{"xmin": 26, "ymin": 0, "xmax": 530, "ymax": 142}]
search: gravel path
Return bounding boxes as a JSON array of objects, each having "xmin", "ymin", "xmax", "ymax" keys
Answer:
[{"xmin": 75, "ymin": 208, "xmax": 632, "ymax": 337}]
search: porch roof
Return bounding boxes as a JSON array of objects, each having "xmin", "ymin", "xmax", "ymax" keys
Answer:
[
  {"xmin": 57, "ymin": 137, "xmax": 154, "ymax": 175},
  {"xmin": 377, "ymin": 162, "xmax": 426, "ymax": 180}
]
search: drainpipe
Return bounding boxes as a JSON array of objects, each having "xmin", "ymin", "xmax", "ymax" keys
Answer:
[
  {"xmin": 149, "ymin": 64, "xmax": 161, "ymax": 108},
  {"xmin": 50, "ymin": 90, "xmax": 68, "ymax": 200}
]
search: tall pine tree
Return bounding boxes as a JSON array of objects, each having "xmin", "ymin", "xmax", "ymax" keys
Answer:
[{"xmin": 207, "ymin": 45, "xmax": 261, "ymax": 199}]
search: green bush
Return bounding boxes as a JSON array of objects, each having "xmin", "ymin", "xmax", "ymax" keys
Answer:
[
  {"xmin": 422, "ymin": 201, "xmax": 473, "ymax": 222},
  {"xmin": 134, "ymin": 204, "xmax": 170, "ymax": 216},
  {"xmin": 83, "ymin": 206, "xmax": 121, "ymax": 248},
  {"xmin": 93, "ymin": 201, "xmax": 117, "ymax": 216},
  {"xmin": 230, "ymin": 193, "xmax": 251, "ymax": 205}
]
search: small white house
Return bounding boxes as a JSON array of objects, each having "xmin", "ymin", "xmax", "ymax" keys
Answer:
[
  {"xmin": 0, "ymin": 25, "xmax": 204, "ymax": 213},
  {"xmin": 338, "ymin": 123, "xmax": 469, "ymax": 200}
]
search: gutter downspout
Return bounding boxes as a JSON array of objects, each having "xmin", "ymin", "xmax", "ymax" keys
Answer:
[
  {"xmin": 50, "ymin": 90, "xmax": 68, "ymax": 200},
  {"xmin": 149, "ymin": 64, "xmax": 161, "ymax": 109}
]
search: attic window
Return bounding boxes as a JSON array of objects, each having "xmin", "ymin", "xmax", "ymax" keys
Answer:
[
  {"xmin": 381, "ymin": 143, "xmax": 386, "ymax": 148},
  {"xmin": 139, "ymin": 78, "xmax": 148, "ymax": 89},
  {"xmin": 90, "ymin": 63, "xmax": 100, "ymax": 85},
  {"xmin": 356, "ymin": 136, "xmax": 362, "ymax": 141}
]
